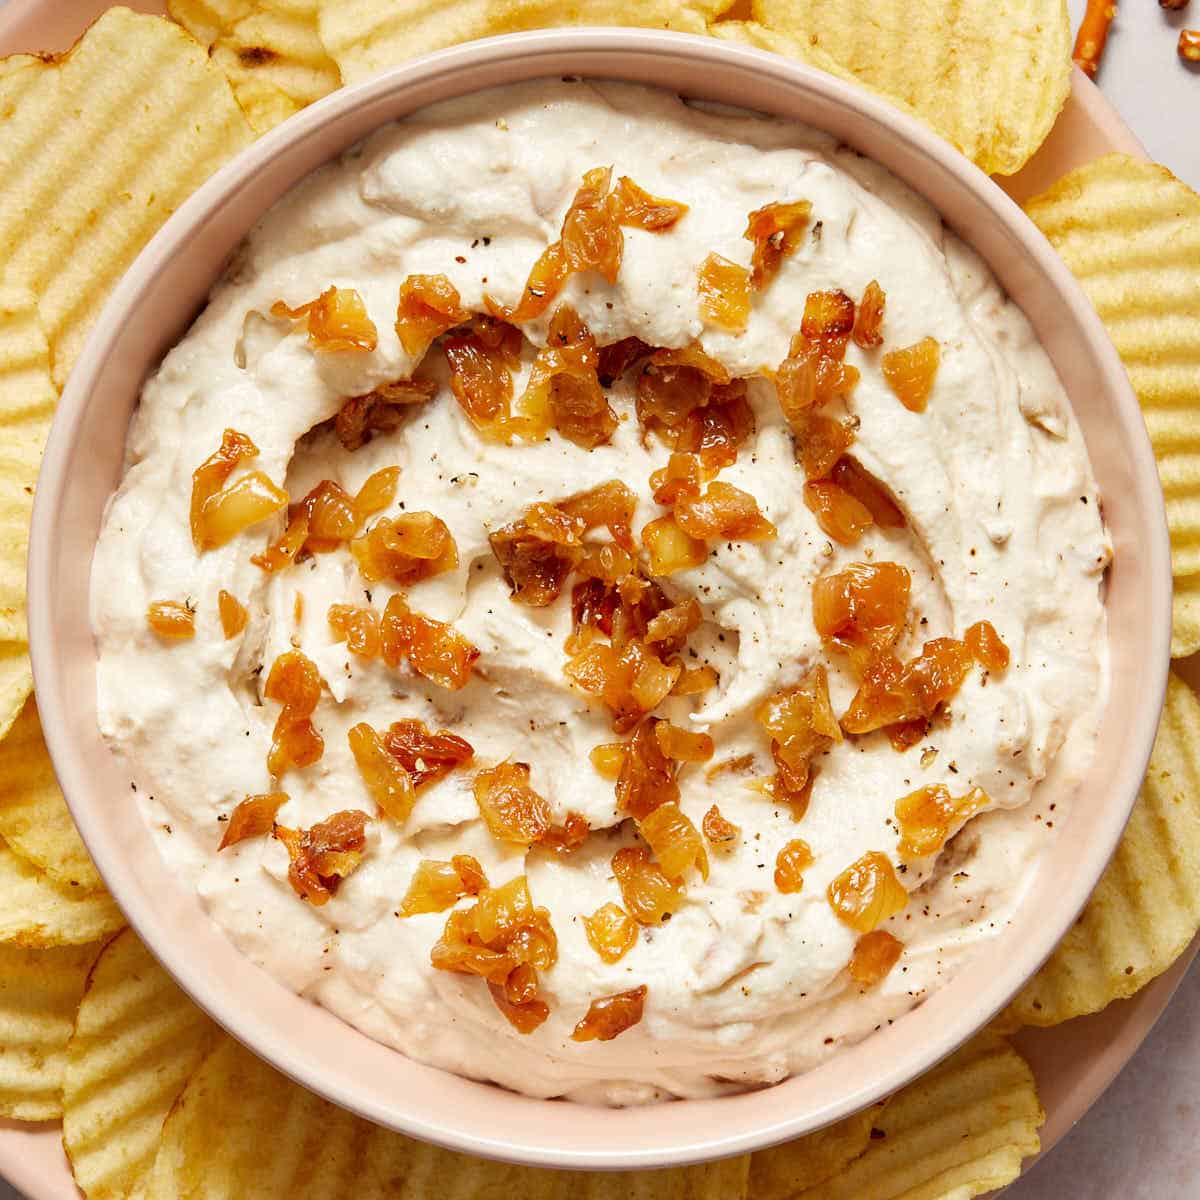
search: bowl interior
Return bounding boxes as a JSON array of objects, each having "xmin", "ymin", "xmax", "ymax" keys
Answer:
[{"xmin": 28, "ymin": 29, "xmax": 1172, "ymax": 1170}]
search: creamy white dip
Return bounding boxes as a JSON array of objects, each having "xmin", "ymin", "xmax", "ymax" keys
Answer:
[{"xmin": 91, "ymin": 80, "xmax": 1110, "ymax": 1104}]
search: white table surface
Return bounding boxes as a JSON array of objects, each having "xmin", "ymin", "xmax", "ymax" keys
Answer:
[{"xmin": 0, "ymin": 3, "xmax": 1196, "ymax": 1198}]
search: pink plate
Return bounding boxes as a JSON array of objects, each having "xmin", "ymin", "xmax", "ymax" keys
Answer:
[{"xmin": 0, "ymin": 0, "xmax": 1189, "ymax": 1195}]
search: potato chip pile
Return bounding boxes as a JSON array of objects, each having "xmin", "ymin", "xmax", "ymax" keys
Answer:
[{"xmin": 0, "ymin": 5, "xmax": 1197, "ymax": 1199}]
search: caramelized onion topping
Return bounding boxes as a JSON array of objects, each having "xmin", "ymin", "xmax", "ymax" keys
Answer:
[
  {"xmin": 274, "ymin": 809, "xmax": 369, "ymax": 906},
  {"xmin": 218, "ymin": 793, "xmax": 287, "ymax": 850},
  {"xmin": 744, "ymin": 200, "xmax": 812, "ymax": 290},
  {"xmin": 271, "ymin": 286, "xmax": 378, "ymax": 353},
  {"xmin": 147, "ymin": 601, "xmax": 195, "ymax": 640},
  {"xmin": 571, "ymin": 985, "xmax": 647, "ymax": 1042},
  {"xmin": 827, "ymin": 850, "xmax": 908, "ymax": 932},
  {"xmin": 264, "ymin": 650, "xmax": 324, "ymax": 778}
]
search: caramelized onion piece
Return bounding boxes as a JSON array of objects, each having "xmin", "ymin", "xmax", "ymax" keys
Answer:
[
  {"xmin": 774, "ymin": 839, "xmax": 814, "ymax": 894},
  {"xmin": 565, "ymin": 639, "xmax": 681, "ymax": 731},
  {"xmin": 190, "ymin": 429, "xmax": 260, "ymax": 549},
  {"xmin": 813, "ymin": 561, "xmax": 912, "ymax": 673},
  {"xmin": 965, "ymin": 620, "xmax": 1010, "ymax": 671},
  {"xmin": 218, "ymin": 792, "xmax": 287, "ymax": 850},
  {"xmin": 612, "ymin": 176, "xmax": 688, "ymax": 231},
  {"xmin": 431, "ymin": 876, "xmax": 557, "ymax": 1029},
  {"xmin": 328, "ymin": 603, "xmax": 382, "ymax": 659},
  {"xmin": 653, "ymin": 720, "xmax": 712, "ymax": 762},
  {"xmin": 702, "ymin": 805, "xmax": 740, "ymax": 849},
  {"xmin": 274, "ymin": 809, "xmax": 369, "ymax": 905},
  {"xmin": 801, "ymin": 289, "xmax": 855, "ymax": 354},
  {"xmin": 639, "ymin": 801, "xmax": 708, "ymax": 881},
  {"xmin": 583, "ymin": 902, "xmax": 639, "ymax": 964},
  {"xmin": 147, "ymin": 601, "xmax": 195, "ymax": 640},
  {"xmin": 444, "ymin": 331, "xmax": 521, "ymax": 438},
  {"xmin": 200, "ymin": 472, "xmax": 288, "ymax": 553},
  {"xmin": 676, "ymin": 380, "xmax": 755, "ymax": 472},
  {"xmin": 697, "ymin": 252, "xmax": 751, "ymax": 332},
  {"xmin": 757, "ymin": 665, "xmax": 842, "ymax": 805},
  {"xmin": 473, "ymin": 761, "xmax": 552, "ymax": 846},
  {"xmin": 589, "ymin": 742, "xmax": 627, "ymax": 781},
  {"xmin": 895, "ymin": 784, "xmax": 988, "ymax": 860},
  {"xmin": 674, "ymin": 481, "xmax": 777, "ymax": 542},
  {"xmin": 849, "ymin": 930, "xmax": 903, "ymax": 986},
  {"xmin": 335, "ymin": 379, "xmax": 436, "ymax": 451},
  {"xmin": 615, "ymin": 718, "xmax": 680, "ymax": 820},
  {"xmin": 744, "ymin": 200, "xmax": 812, "ymax": 290},
  {"xmin": 271, "ymin": 286, "xmax": 377, "ymax": 353},
  {"xmin": 218, "ymin": 590, "xmax": 248, "ymax": 638},
  {"xmin": 398, "ymin": 855, "xmax": 488, "ymax": 917},
  {"xmin": 636, "ymin": 342, "xmax": 730, "ymax": 444},
  {"xmin": 561, "ymin": 166, "xmax": 623, "ymax": 284},
  {"xmin": 394, "ymin": 273, "xmax": 468, "ymax": 356},
  {"xmin": 264, "ymin": 650, "xmax": 324, "ymax": 778},
  {"xmin": 841, "ymin": 638, "xmax": 974, "ymax": 736},
  {"xmin": 827, "ymin": 850, "xmax": 908, "ymax": 932},
  {"xmin": 797, "ymin": 413, "xmax": 856, "ymax": 481},
  {"xmin": 489, "ymin": 241, "xmax": 570, "ymax": 325},
  {"xmin": 882, "ymin": 337, "xmax": 940, "ymax": 412},
  {"xmin": 650, "ymin": 452, "xmax": 706, "ymax": 506},
  {"xmin": 612, "ymin": 846, "xmax": 684, "ymax": 925},
  {"xmin": 490, "ymin": 522, "xmax": 580, "ymax": 607},
  {"xmin": 852, "ymin": 280, "xmax": 886, "ymax": 349},
  {"xmin": 804, "ymin": 479, "xmax": 874, "ymax": 545},
  {"xmin": 520, "ymin": 305, "xmax": 617, "ymax": 450},
  {"xmin": 348, "ymin": 722, "xmax": 416, "ymax": 822},
  {"xmin": 831, "ymin": 457, "xmax": 905, "ymax": 528},
  {"xmin": 642, "ymin": 515, "xmax": 709, "ymax": 577},
  {"xmin": 351, "ymin": 511, "xmax": 458, "ymax": 585},
  {"xmin": 673, "ymin": 664, "xmax": 719, "ymax": 696},
  {"xmin": 380, "ymin": 594, "xmax": 479, "ymax": 690},
  {"xmin": 571, "ymin": 985, "xmax": 647, "ymax": 1042},
  {"xmin": 489, "ymin": 973, "xmax": 550, "ymax": 1034},
  {"xmin": 383, "ymin": 718, "xmax": 474, "ymax": 790},
  {"xmin": 597, "ymin": 336, "xmax": 653, "ymax": 386}
]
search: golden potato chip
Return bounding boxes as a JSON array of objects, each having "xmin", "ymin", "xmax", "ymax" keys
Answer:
[
  {"xmin": 786, "ymin": 1034, "xmax": 1042, "ymax": 1199},
  {"xmin": 0, "ymin": 939, "xmax": 100, "ymax": 1120},
  {"xmin": 0, "ymin": 8, "xmax": 254, "ymax": 388},
  {"xmin": 739, "ymin": 0, "xmax": 1070, "ymax": 175},
  {"xmin": 166, "ymin": 0, "xmax": 259, "ymax": 46},
  {"xmin": 63, "ymin": 930, "xmax": 217, "ymax": 1200},
  {"xmin": 749, "ymin": 1104, "xmax": 881, "ymax": 1196},
  {"xmin": 316, "ymin": 0, "xmax": 722, "ymax": 85},
  {"xmin": 0, "ymin": 53, "xmax": 47, "ymax": 111},
  {"xmin": 0, "ymin": 284, "xmax": 56, "ymax": 739},
  {"xmin": 1024, "ymin": 154, "xmax": 1200, "ymax": 656},
  {"xmin": 148, "ymin": 1034, "xmax": 749, "ymax": 1198},
  {"xmin": 0, "ymin": 696, "xmax": 102, "ymax": 893},
  {"xmin": 1009, "ymin": 672, "xmax": 1200, "ymax": 1027},
  {"xmin": 169, "ymin": 0, "xmax": 341, "ymax": 134},
  {"xmin": 0, "ymin": 838, "xmax": 123, "ymax": 948}
]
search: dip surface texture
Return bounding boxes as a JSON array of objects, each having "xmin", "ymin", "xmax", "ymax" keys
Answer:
[{"xmin": 91, "ymin": 81, "xmax": 1110, "ymax": 1104}]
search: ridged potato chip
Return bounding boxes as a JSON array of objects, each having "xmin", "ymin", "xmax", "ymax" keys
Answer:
[
  {"xmin": 0, "ymin": 939, "xmax": 100, "ymax": 1120},
  {"xmin": 0, "ymin": 839, "xmax": 124, "ymax": 948},
  {"xmin": 785, "ymin": 1034, "xmax": 1042, "ymax": 1199},
  {"xmin": 169, "ymin": 0, "xmax": 341, "ymax": 134},
  {"xmin": 0, "ymin": 696, "xmax": 102, "ymax": 892},
  {"xmin": 316, "ymin": 0, "xmax": 723, "ymax": 85},
  {"xmin": 746, "ymin": 0, "xmax": 1071, "ymax": 176},
  {"xmin": 148, "ymin": 1034, "xmax": 750, "ymax": 1198},
  {"xmin": 1009, "ymin": 672, "xmax": 1200, "ymax": 1027},
  {"xmin": 0, "ymin": 284, "xmax": 56, "ymax": 739},
  {"xmin": 63, "ymin": 930, "xmax": 217, "ymax": 1200},
  {"xmin": 0, "ymin": 8, "xmax": 254, "ymax": 387},
  {"xmin": 1024, "ymin": 154, "xmax": 1200, "ymax": 657},
  {"xmin": 749, "ymin": 1104, "xmax": 882, "ymax": 1196}
]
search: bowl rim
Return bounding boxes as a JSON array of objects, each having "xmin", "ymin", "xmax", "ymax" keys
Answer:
[{"xmin": 27, "ymin": 26, "xmax": 1172, "ymax": 1170}]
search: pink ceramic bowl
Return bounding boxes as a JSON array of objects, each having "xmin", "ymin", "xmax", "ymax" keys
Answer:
[{"xmin": 28, "ymin": 28, "xmax": 1172, "ymax": 1170}]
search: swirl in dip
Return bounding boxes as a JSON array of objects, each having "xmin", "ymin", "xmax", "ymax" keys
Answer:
[{"xmin": 92, "ymin": 80, "xmax": 1111, "ymax": 1105}]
